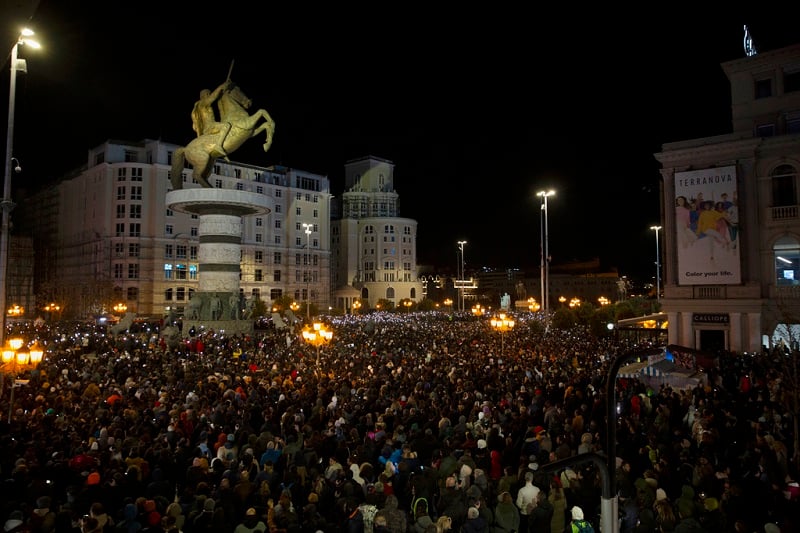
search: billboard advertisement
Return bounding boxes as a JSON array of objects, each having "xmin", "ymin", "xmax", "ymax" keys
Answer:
[{"xmin": 674, "ymin": 165, "xmax": 740, "ymax": 285}]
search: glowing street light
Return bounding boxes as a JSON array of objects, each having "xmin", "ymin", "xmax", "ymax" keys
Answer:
[
  {"xmin": 113, "ymin": 302, "xmax": 128, "ymax": 315},
  {"xmin": 1, "ymin": 337, "xmax": 44, "ymax": 423},
  {"xmin": 1, "ymin": 28, "xmax": 40, "ymax": 347},
  {"xmin": 650, "ymin": 225, "xmax": 662, "ymax": 303},
  {"xmin": 444, "ymin": 298, "xmax": 453, "ymax": 311},
  {"xmin": 402, "ymin": 300, "xmax": 412, "ymax": 312},
  {"xmin": 537, "ymin": 190, "xmax": 555, "ymax": 315},
  {"xmin": 471, "ymin": 304, "xmax": 484, "ymax": 316},
  {"xmin": 457, "ymin": 240, "xmax": 467, "ymax": 312},
  {"xmin": 490, "ymin": 312, "xmax": 515, "ymax": 357},
  {"xmin": 351, "ymin": 300, "xmax": 362, "ymax": 314},
  {"xmin": 303, "ymin": 223, "xmax": 312, "ymax": 320},
  {"xmin": 527, "ymin": 297, "xmax": 540, "ymax": 312},
  {"xmin": 301, "ymin": 321, "xmax": 333, "ymax": 375}
]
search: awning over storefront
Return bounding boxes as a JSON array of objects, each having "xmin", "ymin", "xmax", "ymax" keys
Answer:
[
  {"xmin": 617, "ymin": 351, "xmax": 704, "ymax": 389},
  {"xmin": 618, "ymin": 360, "xmax": 650, "ymax": 378}
]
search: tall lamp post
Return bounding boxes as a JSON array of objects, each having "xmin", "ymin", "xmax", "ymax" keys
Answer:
[
  {"xmin": 2, "ymin": 337, "xmax": 44, "ymax": 424},
  {"xmin": 650, "ymin": 225, "xmax": 662, "ymax": 303},
  {"xmin": 303, "ymin": 223, "xmax": 312, "ymax": 320},
  {"xmin": 301, "ymin": 321, "xmax": 332, "ymax": 375},
  {"xmin": 537, "ymin": 190, "xmax": 555, "ymax": 314},
  {"xmin": 1, "ymin": 29, "xmax": 40, "ymax": 347},
  {"xmin": 490, "ymin": 313, "xmax": 515, "ymax": 358},
  {"xmin": 457, "ymin": 240, "xmax": 467, "ymax": 312}
]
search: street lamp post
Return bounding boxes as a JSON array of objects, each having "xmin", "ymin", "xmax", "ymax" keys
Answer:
[
  {"xmin": 537, "ymin": 190, "xmax": 555, "ymax": 315},
  {"xmin": 1, "ymin": 29, "xmax": 40, "ymax": 347},
  {"xmin": 444, "ymin": 298, "xmax": 453, "ymax": 313},
  {"xmin": 303, "ymin": 223, "xmax": 312, "ymax": 320},
  {"xmin": 2, "ymin": 337, "xmax": 44, "ymax": 424},
  {"xmin": 457, "ymin": 240, "xmax": 467, "ymax": 312},
  {"xmin": 650, "ymin": 225, "xmax": 662, "ymax": 303},
  {"xmin": 490, "ymin": 313, "xmax": 515, "ymax": 358},
  {"xmin": 301, "ymin": 321, "xmax": 332, "ymax": 375}
]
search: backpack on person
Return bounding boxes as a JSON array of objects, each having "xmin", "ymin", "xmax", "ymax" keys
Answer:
[{"xmin": 572, "ymin": 518, "xmax": 595, "ymax": 533}]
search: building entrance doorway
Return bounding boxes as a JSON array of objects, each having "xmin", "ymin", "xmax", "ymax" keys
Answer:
[{"xmin": 699, "ymin": 329, "xmax": 725, "ymax": 352}]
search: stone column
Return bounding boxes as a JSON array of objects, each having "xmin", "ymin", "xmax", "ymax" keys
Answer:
[{"xmin": 166, "ymin": 188, "xmax": 272, "ymax": 335}]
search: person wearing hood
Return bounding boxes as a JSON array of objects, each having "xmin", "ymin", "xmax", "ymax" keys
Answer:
[
  {"xmin": 675, "ymin": 484, "xmax": 703, "ymax": 524},
  {"xmin": 375, "ymin": 494, "xmax": 407, "ymax": 533},
  {"xmin": 492, "ymin": 491, "xmax": 519, "ymax": 533},
  {"xmin": 114, "ymin": 503, "xmax": 142, "ymax": 533}
]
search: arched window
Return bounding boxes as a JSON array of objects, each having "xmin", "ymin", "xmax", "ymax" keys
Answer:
[
  {"xmin": 386, "ymin": 287, "xmax": 395, "ymax": 299},
  {"xmin": 774, "ymin": 236, "xmax": 800, "ymax": 286},
  {"xmin": 410, "ymin": 288, "xmax": 417, "ymax": 299},
  {"xmin": 771, "ymin": 164, "xmax": 797, "ymax": 207}
]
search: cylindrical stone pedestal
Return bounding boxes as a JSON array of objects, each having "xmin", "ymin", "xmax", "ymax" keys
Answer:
[{"xmin": 166, "ymin": 188, "xmax": 273, "ymax": 335}]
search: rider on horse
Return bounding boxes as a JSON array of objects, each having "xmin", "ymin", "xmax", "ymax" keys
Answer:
[{"xmin": 191, "ymin": 79, "xmax": 232, "ymax": 161}]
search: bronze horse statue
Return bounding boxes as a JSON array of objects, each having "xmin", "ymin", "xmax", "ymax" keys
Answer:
[{"xmin": 171, "ymin": 82, "xmax": 275, "ymax": 189}]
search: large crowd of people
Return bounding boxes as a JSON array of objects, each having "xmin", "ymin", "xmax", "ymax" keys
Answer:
[{"xmin": 0, "ymin": 311, "xmax": 797, "ymax": 532}]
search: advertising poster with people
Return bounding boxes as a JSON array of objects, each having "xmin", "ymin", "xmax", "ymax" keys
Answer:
[{"xmin": 674, "ymin": 165, "xmax": 740, "ymax": 285}]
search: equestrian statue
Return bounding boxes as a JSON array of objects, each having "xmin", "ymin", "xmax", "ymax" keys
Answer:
[{"xmin": 171, "ymin": 62, "xmax": 275, "ymax": 189}]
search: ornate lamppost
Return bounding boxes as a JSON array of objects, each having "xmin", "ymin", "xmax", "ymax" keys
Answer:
[
  {"xmin": 1, "ymin": 337, "xmax": 44, "ymax": 423},
  {"xmin": 301, "ymin": 321, "xmax": 333, "ymax": 375},
  {"xmin": 490, "ymin": 313, "xmax": 515, "ymax": 358}
]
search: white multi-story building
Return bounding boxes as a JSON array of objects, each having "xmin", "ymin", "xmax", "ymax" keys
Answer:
[
  {"xmin": 656, "ymin": 41, "xmax": 800, "ymax": 352},
  {"xmin": 331, "ymin": 155, "xmax": 423, "ymax": 310},
  {"xmin": 23, "ymin": 139, "xmax": 334, "ymax": 319}
]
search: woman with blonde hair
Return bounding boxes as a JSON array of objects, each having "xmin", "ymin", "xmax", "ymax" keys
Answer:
[
  {"xmin": 653, "ymin": 498, "xmax": 677, "ymax": 532},
  {"xmin": 435, "ymin": 515, "xmax": 453, "ymax": 532}
]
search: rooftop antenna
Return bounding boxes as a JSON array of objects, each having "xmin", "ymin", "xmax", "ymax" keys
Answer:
[{"xmin": 744, "ymin": 25, "xmax": 757, "ymax": 57}]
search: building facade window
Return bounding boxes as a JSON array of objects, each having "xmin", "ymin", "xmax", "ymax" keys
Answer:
[
  {"xmin": 775, "ymin": 236, "xmax": 800, "ymax": 286},
  {"xmin": 772, "ymin": 164, "xmax": 797, "ymax": 207}
]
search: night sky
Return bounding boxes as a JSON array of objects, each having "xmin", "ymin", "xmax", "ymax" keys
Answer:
[{"xmin": 2, "ymin": 3, "xmax": 798, "ymax": 280}]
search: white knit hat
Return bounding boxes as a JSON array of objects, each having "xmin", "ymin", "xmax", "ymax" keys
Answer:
[{"xmin": 571, "ymin": 506, "xmax": 584, "ymax": 520}]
